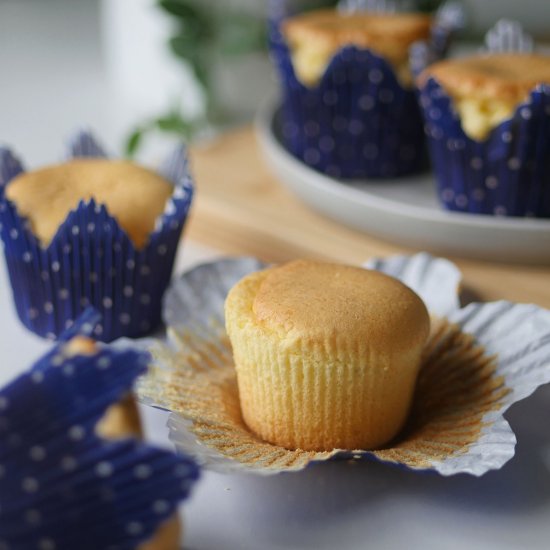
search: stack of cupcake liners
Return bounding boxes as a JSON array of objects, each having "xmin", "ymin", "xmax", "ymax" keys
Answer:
[
  {"xmin": 268, "ymin": 1, "xmax": 462, "ymax": 179},
  {"xmin": 0, "ymin": 130, "xmax": 194, "ymax": 342},
  {"xmin": 0, "ymin": 310, "xmax": 200, "ymax": 549},
  {"xmin": 138, "ymin": 253, "xmax": 550, "ymax": 476}
]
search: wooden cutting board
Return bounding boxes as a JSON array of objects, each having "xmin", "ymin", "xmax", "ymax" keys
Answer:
[{"xmin": 187, "ymin": 126, "xmax": 550, "ymax": 308}]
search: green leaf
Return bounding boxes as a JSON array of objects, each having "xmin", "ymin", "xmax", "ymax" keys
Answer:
[
  {"xmin": 217, "ymin": 14, "xmax": 268, "ymax": 56},
  {"xmin": 157, "ymin": 0, "xmax": 200, "ymax": 19},
  {"xmin": 125, "ymin": 128, "xmax": 144, "ymax": 158}
]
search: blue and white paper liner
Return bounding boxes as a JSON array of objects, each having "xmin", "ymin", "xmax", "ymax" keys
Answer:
[
  {"xmin": 419, "ymin": 78, "xmax": 550, "ymax": 217},
  {"xmin": 268, "ymin": 3, "xmax": 460, "ymax": 179},
  {"xmin": 0, "ymin": 131, "xmax": 194, "ymax": 342},
  {"xmin": 138, "ymin": 253, "xmax": 550, "ymax": 476},
  {"xmin": 0, "ymin": 311, "xmax": 200, "ymax": 549}
]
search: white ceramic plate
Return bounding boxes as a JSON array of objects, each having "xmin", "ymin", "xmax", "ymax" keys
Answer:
[{"xmin": 255, "ymin": 98, "xmax": 550, "ymax": 265}]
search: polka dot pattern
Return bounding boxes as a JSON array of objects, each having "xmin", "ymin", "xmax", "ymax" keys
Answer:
[
  {"xmin": 419, "ymin": 78, "xmax": 550, "ymax": 217},
  {"xmin": 270, "ymin": 19, "xmax": 427, "ymax": 179},
  {"xmin": 0, "ymin": 311, "xmax": 199, "ymax": 549},
  {"xmin": 0, "ymin": 131, "xmax": 194, "ymax": 343}
]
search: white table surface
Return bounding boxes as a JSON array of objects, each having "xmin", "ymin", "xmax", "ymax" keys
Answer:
[{"xmin": 2, "ymin": 2, "xmax": 550, "ymax": 549}]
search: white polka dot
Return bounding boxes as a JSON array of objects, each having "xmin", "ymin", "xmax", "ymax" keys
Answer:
[
  {"xmin": 102, "ymin": 297, "xmax": 113, "ymax": 309},
  {"xmin": 0, "ymin": 397, "xmax": 8, "ymax": 411},
  {"xmin": 368, "ymin": 68, "xmax": 383, "ymax": 84},
  {"xmin": 41, "ymin": 271, "xmax": 50, "ymax": 281},
  {"xmin": 494, "ymin": 205, "xmax": 507, "ymax": 215},
  {"xmin": 23, "ymin": 252, "xmax": 32, "ymax": 263},
  {"xmin": 63, "ymin": 363, "xmax": 74, "ymax": 376},
  {"xmin": 87, "ymin": 223, "xmax": 95, "ymax": 233},
  {"xmin": 120, "ymin": 313, "xmax": 131, "ymax": 325},
  {"xmin": 455, "ymin": 194, "xmax": 468, "ymax": 208},
  {"xmin": 520, "ymin": 107, "xmax": 532, "ymax": 120},
  {"xmin": 363, "ymin": 143, "xmax": 378, "ymax": 160},
  {"xmin": 30, "ymin": 446, "xmax": 46, "ymax": 461},
  {"xmin": 152, "ymin": 500, "xmax": 169, "ymax": 514},
  {"xmin": 51, "ymin": 354, "xmax": 64, "ymax": 367},
  {"xmin": 44, "ymin": 302, "xmax": 54, "ymax": 314},
  {"xmin": 304, "ymin": 148, "xmax": 320, "ymax": 165},
  {"xmin": 508, "ymin": 157, "xmax": 521, "ymax": 170},
  {"xmin": 485, "ymin": 176, "xmax": 498, "ymax": 189},
  {"xmin": 71, "ymin": 225, "xmax": 80, "ymax": 236},
  {"xmin": 51, "ymin": 261, "xmax": 60, "ymax": 272},
  {"xmin": 97, "ymin": 356, "xmax": 111, "ymax": 369},
  {"xmin": 473, "ymin": 189, "xmax": 485, "ymax": 201},
  {"xmin": 63, "ymin": 244, "xmax": 72, "ymax": 254},
  {"xmin": 25, "ymin": 509, "xmax": 41, "ymax": 526},
  {"xmin": 61, "ymin": 456, "xmax": 77, "ymax": 471},
  {"xmin": 430, "ymin": 126, "xmax": 443, "ymax": 140},
  {"xmin": 140, "ymin": 265, "xmax": 151, "ymax": 276},
  {"xmin": 140, "ymin": 294, "xmax": 151, "ymax": 305},
  {"xmin": 59, "ymin": 288, "xmax": 69, "ymax": 300},
  {"xmin": 22, "ymin": 477, "xmax": 39, "ymax": 493},
  {"xmin": 441, "ymin": 188, "xmax": 454, "ymax": 202},
  {"xmin": 470, "ymin": 157, "xmax": 483, "ymax": 170},
  {"xmin": 95, "ymin": 461, "xmax": 113, "ymax": 477},
  {"xmin": 133, "ymin": 464, "xmax": 152, "ymax": 479},
  {"xmin": 38, "ymin": 538, "xmax": 56, "ymax": 550},
  {"xmin": 157, "ymin": 244, "xmax": 168, "ymax": 255},
  {"xmin": 126, "ymin": 259, "xmax": 135, "ymax": 270},
  {"xmin": 430, "ymin": 107, "xmax": 442, "ymax": 120},
  {"xmin": 81, "ymin": 322, "xmax": 93, "ymax": 334},
  {"xmin": 28, "ymin": 308, "xmax": 39, "ymax": 320},
  {"xmin": 94, "ymin": 324, "xmax": 103, "ymax": 336},
  {"xmin": 502, "ymin": 131, "xmax": 513, "ymax": 143},
  {"xmin": 89, "ymin": 272, "xmax": 98, "ymax": 283},
  {"xmin": 126, "ymin": 522, "xmax": 143, "ymax": 536},
  {"xmin": 45, "ymin": 332, "xmax": 56, "ymax": 341},
  {"xmin": 359, "ymin": 95, "xmax": 374, "ymax": 111},
  {"xmin": 123, "ymin": 286, "xmax": 134, "ymax": 298},
  {"xmin": 64, "ymin": 319, "xmax": 73, "ymax": 330},
  {"xmin": 68, "ymin": 425, "xmax": 85, "ymax": 441},
  {"xmin": 9, "ymin": 228, "xmax": 18, "ymax": 240},
  {"xmin": 31, "ymin": 371, "xmax": 44, "ymax": 384},
  {"xmin": 319, "ymin": 136, "xmax": 335, "ymax": 153}
]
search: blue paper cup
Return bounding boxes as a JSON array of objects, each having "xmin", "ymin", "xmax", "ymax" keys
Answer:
[
  {"xmin": 419, "ymin": 78, "xmax": 550, "ymax": 217},
  {"xmin": 0, "ymin": 131, "xmax": 194, "ymax": 342},
  {"xmin": 0, "ymin": 310, "xmax": 200, "ymax": 549}
]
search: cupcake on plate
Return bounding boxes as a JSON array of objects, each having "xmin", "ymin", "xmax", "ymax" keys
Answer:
[
  {"xmin": 0, "ymin": 310, "xmax": 199, "ymax": 549},
  {"xmin": 225, "ymin": 259, "xmax": 430, "ymax": 451},
  {"xmin": 269, "ymin": 3, "xmax": 459, "ymax": 179},
  {"xmin": 0, "ymin": 131, "xmax": 193, "ymax": 341},
  {"xmin": 417, "ymin": 21, "xmax": 550, "ymax": 217}
]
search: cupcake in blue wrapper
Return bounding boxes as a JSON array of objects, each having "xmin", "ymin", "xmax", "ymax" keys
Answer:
[
  {"xmin": 0, "ymin": 310, "xmax": 200, "ymax": 549},
  {"xmin": 269, "ymin": 2, "xmax": 460, "ymax": 179},
  {"xmin": 417, "ymin": 21, "xmax": 550, "ymax": 217},
  {"xmin": 0, "ymin": 131, "xmax": 193, "ymax": 342}
]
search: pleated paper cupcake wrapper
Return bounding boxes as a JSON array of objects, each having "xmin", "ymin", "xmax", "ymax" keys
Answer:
[
  {"xmin": 137, "ymin": 253, "xmax": 550, "ymax": 476},
  {"xmin": 0, "ymin": 130, "xmax": 194, "ymax": 342},
  {"xmin": 268, "ymin": 3, "xmax": 460, "ymax": 179},
  {"xmin": 0, "ymin": 310, "xmax": 200, "ymax": 549},
  {"xmin": 419, "ymin": 78, "xmax": 550, "ymax": 217}
]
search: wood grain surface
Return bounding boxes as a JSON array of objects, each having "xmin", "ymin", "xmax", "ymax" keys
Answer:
[{"xmin": 187, "ymin": 127, "xmax": 550, "ymax": 309}]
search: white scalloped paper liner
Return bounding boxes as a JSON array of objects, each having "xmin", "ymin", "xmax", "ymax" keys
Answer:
[{"xmin": 139, "ymin": 316, "xmax": 509, "ymax": 474}]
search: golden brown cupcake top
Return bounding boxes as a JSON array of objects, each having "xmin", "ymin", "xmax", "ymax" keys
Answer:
[
  {"xmin": 6, "ymin": 159, "xmax": 173, "ymax": 249},
  {"xmin": 238, "ymin": 259, "xmax": 429, "ymax": 351},
  {"xmin": 419, "ymin": 53, "xmax": 550, "ymax": 140},
  {"xmin": 283, "ymin": 9, "xmax": 432, "ymax": 86}
]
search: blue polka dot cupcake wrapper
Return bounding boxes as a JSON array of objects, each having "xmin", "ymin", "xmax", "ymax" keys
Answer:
[
  {"xmin": 419, "ymin": 78, "xmax": 550, "ymax": 217},
  {"xmin": 270, "ymin": 32, "xmax": 426, "ymax": 179},
  {"xmin": 0, "ymin": 310, "xmax": 200, "ymax": 550},
  {"xmin": 0, "ymin": 131, "xmax": 194, "ymax": 342}
]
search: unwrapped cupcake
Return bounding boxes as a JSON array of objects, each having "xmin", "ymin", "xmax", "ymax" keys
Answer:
[
  {"xmin": 417, "ymin": 20, "xmax": 550, "ymax": 217},
  {"xmin": 270, "ymin": 2, "xmax": 459, "ymax": 179},
  {"xmin": 0, "ymin": 310, "xmax": 199, "ymax": 549},
  {"xmin": 0, "ymin": 131, "xmax": 193, "ymax": 341}
]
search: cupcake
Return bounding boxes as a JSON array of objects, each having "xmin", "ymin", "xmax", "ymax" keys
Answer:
[
  {"xmin": 418, "ymin": 52, "xmax": 550, "ymax": 217},
  {"xmin": 0, "ymin": 131, "xmax": 193, "ymax": 341},
  {"xmin": 0, "ymin": 310, "xmax": 199, "ymax": 549},
  {"xmin": 270, "ymin": 7, "xmax": 441, "ymax": 179},
  {"xmin": 225, "ymin": 259, "xmax": 430, "ymax": 451}
]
